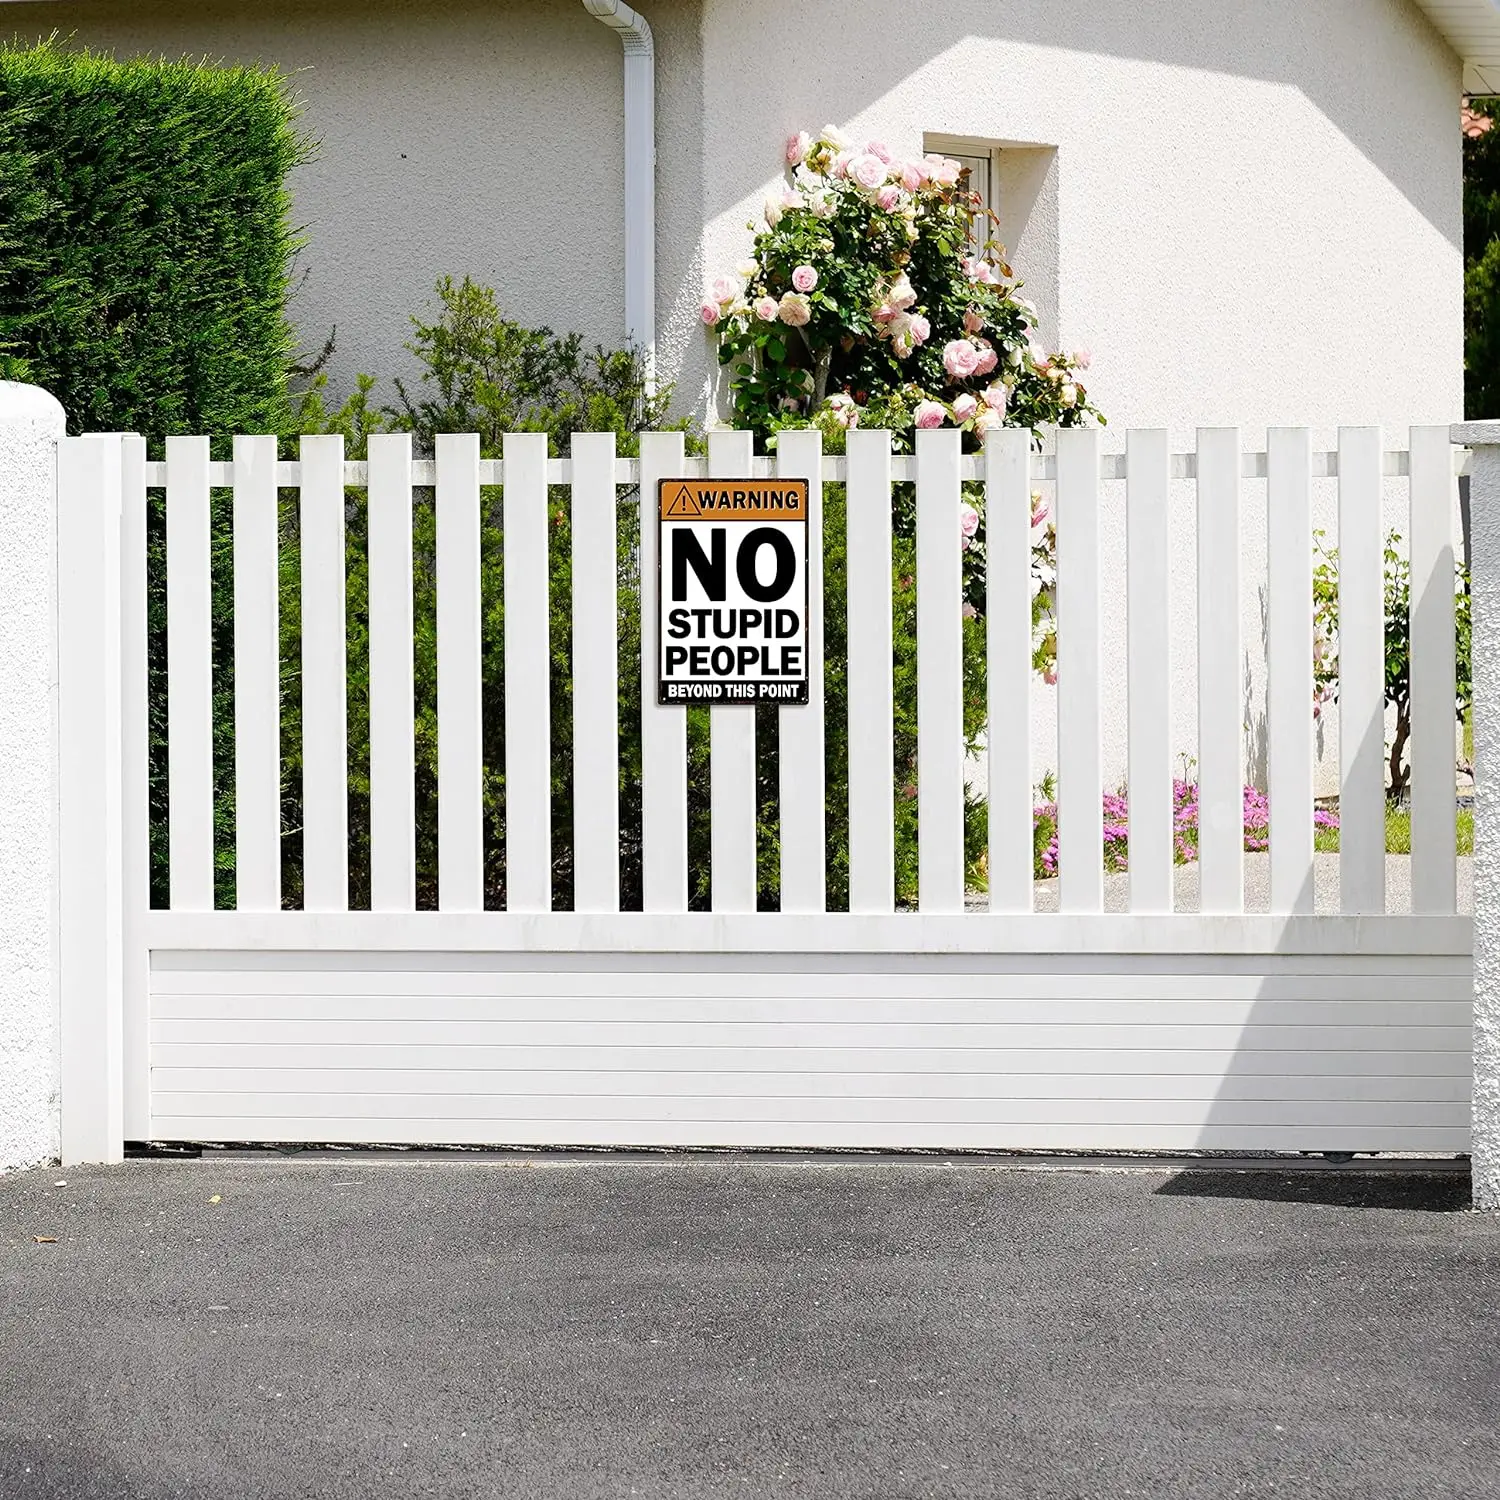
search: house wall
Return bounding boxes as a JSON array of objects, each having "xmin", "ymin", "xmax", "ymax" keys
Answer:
[
  {"xmin": 692, "ymin": 0, "xmax": 1465, "ymax": 798},
  {"xmin": 6, "ymin": 0, "xmax": 707, "ymax": 402},
  {"xmin": 5, "ymin": 0, "xmax": 1467, "ymax": 796}
]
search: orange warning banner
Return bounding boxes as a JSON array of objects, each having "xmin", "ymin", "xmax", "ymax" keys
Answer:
[{"xmin": 658, "ymin": 479, "xmax": 807, "ymax": 521}]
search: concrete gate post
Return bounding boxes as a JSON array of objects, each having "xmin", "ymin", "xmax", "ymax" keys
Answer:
[
  {"xmin": 0, "ymin": 383, "xmax": 66, "ymax": 1171},
  {"xmin": 1456, "ymin": 421, "xmax": 1500, "ymax": 1209},
  {"xmin": 0, "ymin": 385, "xmax": 126, "ymax": 1172}
]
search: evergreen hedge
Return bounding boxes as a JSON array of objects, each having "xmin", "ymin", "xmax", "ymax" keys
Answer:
[{"xmin": 0, "ymin": 39, "xmax": 311, "ymax": 442}]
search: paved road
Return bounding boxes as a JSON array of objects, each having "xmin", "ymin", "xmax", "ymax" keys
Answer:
[{"xmin": 1, "ymin": 1159, "xmax": 1496, "ymax": 1499}]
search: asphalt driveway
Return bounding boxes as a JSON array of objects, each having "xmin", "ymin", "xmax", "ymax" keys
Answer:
[{"xmin": 1, "ymin": 1158, "xmax": 1496, "ymax": 1499}]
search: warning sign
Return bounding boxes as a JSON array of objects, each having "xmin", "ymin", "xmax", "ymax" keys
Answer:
[{"xmin": 657, "ymin": 478, "xmax": 809, "ymax": 705}]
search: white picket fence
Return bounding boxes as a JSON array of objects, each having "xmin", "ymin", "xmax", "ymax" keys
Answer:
[{"xmin": 54, "ymin": 425, "xmax": 1474, "ymax": 1156}]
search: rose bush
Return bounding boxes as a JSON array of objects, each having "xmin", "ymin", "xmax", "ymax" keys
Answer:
[{"xmin": 702, "ymin": 126, "xmax": 1101, "ymax": 444}]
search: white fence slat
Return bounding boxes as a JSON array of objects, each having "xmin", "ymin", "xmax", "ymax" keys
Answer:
[
  {"xmin": 709, "ymin": 429, "xmax": 758, "ymax": 913},
  {"xmin": 571, "ymin": 431, "xmax": 621, "ymax": 914},
  {"xmin": 232, "ymin": 436, "xmax": 282, "ymax": 911},
  {"xmin": 986, "ymin": 428, "xmax": 1033, "ymax": 913},
  {"xmin": 845, "ymin": 429, "xmax": 895, "ymax": 914},
  {"xmin": 915, "ymin": 428, "xmax": 965, "ymax": 913},
  {"xmin": 1196, "ymin": 428, "xmax": 1243, "ymax": 914},
  {"xmin": 1125, "ymin": 429, "xmax": 1172, "ymax": 913},
  {"xmin": 1056, "ymin": 426, "xmax": 1104, "ymax": 914},
  {"xmin": 1266, "ymin": 427, "xmax": 1315, "ymax": 915},
  {"xmin": 436, "ymin": 434, "xmax": 484, "ymax": 913},
  {"xmin": 502, "ymin": 431, "xmax": 553, "ymax": 913},
  {"xmin": 1338, "ymin": 426, "xmax": 1386, "ymax": 914},
  {"xmin": 640, "ymin": 431, "xmax": 688, "ymax": 912},
  {"xmin": 165, "ymin": 435, "xmax": 215, "ymax": 911},
  {"xmin": 1408, "ymin": 425, "xmax": 1458, "ymax": 914},
  {"xmin": 777, "ymin": 428, "xmax": 826, "ymax": 913},
  {"xmin": 367, "ymin": 433, "xmax": 416, "ymax": 913},
  {"xmin": 298, "ymin": 435, "xmax": 349, "ymax": 912},
  {"xmin": 120, "ymin": 435, "xmax": 150, "ymax": 1138}
]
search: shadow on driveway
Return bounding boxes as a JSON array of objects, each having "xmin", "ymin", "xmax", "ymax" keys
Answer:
[{"xmin": 1154, "ymin": 1168, "xmax": 1473, "ymax": 1212}]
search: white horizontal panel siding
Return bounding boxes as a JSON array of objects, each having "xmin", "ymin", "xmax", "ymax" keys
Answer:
[{"xmin": 146, "ymin": 953, "xmax": 1471, "ymax": 1152}]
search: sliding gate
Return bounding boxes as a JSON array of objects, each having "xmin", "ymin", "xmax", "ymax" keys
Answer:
[{"xmin": 56, "ymin": 425, "xmax": 1473, "ymax": 1153}]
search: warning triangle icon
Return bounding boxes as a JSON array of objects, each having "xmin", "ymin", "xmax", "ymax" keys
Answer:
[{"xmin": 664, "ymin": 484, "xmax": 701, "ymax": 518}]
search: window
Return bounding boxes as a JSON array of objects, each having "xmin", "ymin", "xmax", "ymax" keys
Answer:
[
  {"xmin": 923, "ymin": 134, "xmax": 1059, "ymax": 348},
  {"xmin": 935, "ymin": 147, "xmax": 996, "ymax": 251}
]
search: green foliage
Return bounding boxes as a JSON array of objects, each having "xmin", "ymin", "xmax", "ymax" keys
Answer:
[
  {"xmin": 0, "ymin": 37, "xmax": 311, "ymax": 443},
  {"xmin": 1466, "ymin": 97, "xmax": 1500, "ymax": 419},
  {"xmin": 1310, "ymin": 530, "xmax": 1472, "ymax": 802}
]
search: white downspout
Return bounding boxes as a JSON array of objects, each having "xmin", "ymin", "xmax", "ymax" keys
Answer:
[{"xmin": 581, "ymin": 0, "xmax": 656, "ymax": 387}]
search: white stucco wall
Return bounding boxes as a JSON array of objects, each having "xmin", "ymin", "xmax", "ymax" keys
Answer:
[
  {"xmin": 0, "ymin": 385, "xmax": 62, "ymax": 1172},
  {"xmin": 693, "ymin": 0, "xmax": 1464, "ymax": 794}
]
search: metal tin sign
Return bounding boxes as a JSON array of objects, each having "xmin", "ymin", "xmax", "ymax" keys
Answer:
[{"xmin": 657, "ymin": 478, "xmax": 810, "ymax": 705}]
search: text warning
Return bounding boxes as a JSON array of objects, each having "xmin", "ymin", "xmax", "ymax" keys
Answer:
[{"xmin": 658, "ymin": 478, "xmax": 810, "ymax": 705}]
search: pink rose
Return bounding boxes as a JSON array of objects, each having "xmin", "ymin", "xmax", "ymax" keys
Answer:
[
  {"xmin": 914, "ymin": 400, "xmax": 946, "ymax": 429},
  {"xmin": 1031, "ymin": 498, "xmax": 1049, "ymax": 529},
  {"xmin": 711, "ymin": 275, "xmax": 741, "ymax": 305},
  {"xmin": 963, "ymin": 306, "xmax": 984, "ymax": 334},
  {"xmin": 983, "ymin": 384, "xmax": 1008, "ymax": 412},
  {"xmin": 907, "ymin": 313, "xmax": 931, "ymax": 345},
  {"xmin": 791, "ymin": 264, "xmax": 818, "ymax": 293},
  {"xmin": 959, "ymin": 502, "xmax": 980, "ymax": 537},
  {"xmin": 848, "ymin": 152, "xmax": 888, "ymax": 190},
  {"xmin": 889, "ymin": 313, "xmax": 917, "ymax": 358},
  {"xmin": 865, "ymin": 140, "xmax": 893, "ymax": 163},
  {"xmin": 901, "ymin": 163, "xmax": 925, "ymax": 192},
  {"xmin": 778, "ymin": 291, "xmax": 812, "ymax": 326},
  {"xmin": 782, "ymin": 188, "xmax": 804, "ymax": 211},
  {"xmin": 973, "ymin": 341, "xmax": 998, "ymax": 375},
  {"xmin": 754, "ymin": 296, "xmax": 779, "ymax": 322},
  {"xmin": 932, "ymin": 156, "xmax": 962, "ymax": 186},
  {"xmin": 1043, "ymin": 666, "xmax": 1058, "ymax": 686},
  {"xmin": 831, "ymin": 151, "xmax": 851, "ymax": 179},
  {"xmin": 876, "ymin": 184, "xmax": 903, "ymax": 212},
  {"xmin": 952, "ymin": 393, "xmax": 978, "ymax": 422},
  {"xmin": 700, "ymin": 300, "xmax": 721, "ymax": 326},
  {"xmin": 888, "ymin": 273, "xmax": 916, "ymax": 310},
  {"xmin": 1060, "ymin": 383, "xmax": 1079, "ymax": 406},
  {"xmin": 1073, "ymin": 346, "xmax": 1092, "ymax": 369},
  {"xmin": 786, "ymin": 131, "xmax": 810, "ymax": 166},
  {"xmin": 763, "ymin": 195, "xmax": 783, "ymax": 228},
  {"xmin": 974, "ymin": 408, "xmax": 1003, "ymax": 434},
  {"xmin": 943, "ymin": 339, "xmax": 982, "ymax": 379},
  {"xmin": 873, "ymin": 298, "xmax": 898, "ymax": 325}
]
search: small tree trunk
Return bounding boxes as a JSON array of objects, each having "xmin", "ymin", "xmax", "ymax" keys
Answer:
[{"xmin": 1388, "ymin": 707, "xmax": 1411, "ymax": 803}]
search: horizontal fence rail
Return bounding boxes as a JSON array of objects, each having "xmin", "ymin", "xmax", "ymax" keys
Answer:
[
  {"xmin": 92, "ymin": 426, "xmax": 1473, "ymax": 923},
  {"xmin": 139, "ymin": 448, "xmax": 1475, "ymax": 489}
]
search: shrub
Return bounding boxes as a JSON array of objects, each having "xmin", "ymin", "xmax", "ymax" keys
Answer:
[
  {"xmin": 278, "ymin": 278, "xmax": 683, "ymax": 911},
  {"xmin": 0, "ymin": 38, "xmax": 311, "ymax": 442}
]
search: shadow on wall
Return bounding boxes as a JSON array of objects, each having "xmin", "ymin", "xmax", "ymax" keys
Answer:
[{"xmin": 698, "ymin": 0, "xmax": 1458, "ymax": 247}]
